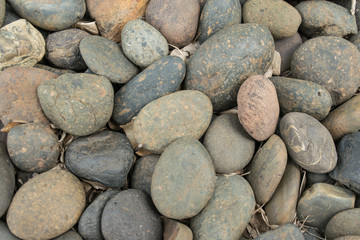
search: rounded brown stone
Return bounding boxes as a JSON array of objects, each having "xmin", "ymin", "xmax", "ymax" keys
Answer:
[{"xmin": 325, "ymin": 208, "xmax": 360, "ymax": 239}]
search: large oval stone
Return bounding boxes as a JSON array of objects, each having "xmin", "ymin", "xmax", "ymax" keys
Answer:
[
  {"xmin": 37, "ymin": 73, "xmax": 114, "ymax": 136},
  {"xmin": 190, "ymin": 175, "xmax": 255, "ymax": 240},
  {"xmin": 184, "ymin": 23, "xmax": 274, "ymax": 112},
  {"xmin": 151, "ymin": 137, "xmax": 216, "ymax": 219},
  {"xmin": 6, "ymin": 169, "xmax": 85, "ymax": 239},
  {"xmin": 203, "ymin": 113, "xmax": 255, "ymax": 174},
  {"xmin": 325, "ymin": 208, "xmax": 360, "ymax": 239},
  {"xmin": 113, "ymin": 55, "xmax": 185, "ymax": 125},
  {"xmin": 0, "ymin": 146, "xmax": 15, "ymax": 218},
  {"xmin": 65, "ymin": 131, "xmax": 133, "ymax": 188},
  {"xmin": 0, "ymin": 221, "xmax": 19, "ymax": 240},
  {"xmin": 270, "ymin": 77, "xmax": 332, "ymax": 120},
  {"xmin": 280, "ymin": 112, "xmax": 337, "ymax": 173},
  {"xmin": 133, "ymin": 90, "xmax": 212, "ymax": 154},
  {"xmin": 101, "ymin": 189, "xmax": 162, "ymax": 240},
  {"xmin": 291, "ymin": 36, "xmax": 360, "ymax": 106},
  {"xmin": 255, "ymin": 223, "xmax": 304, "ymax": 240},
  {"xmin": 297, "ymin": 183, "xmax": 355, "ymax": 232}
]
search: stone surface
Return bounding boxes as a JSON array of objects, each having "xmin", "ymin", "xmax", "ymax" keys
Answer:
[
  {"xmin": 6, "ymin": 169, "xmax": 85, "ymax": 240},
  {"xmin": 243, "ymin": 0, "xmax": 301, "ymax": 39},
  {"xmin": 334, "ymin": 236, "xmax": 360, "ymax": 240},
  {"xmin": 121, "ymin": 19, "xmax": 169, "ymax": 67},
  {"xmin": 322, "ymin": 95, "xmax": 360, "ymax": 141},
  {"xmin": 7, "ymin": 123, "xmax": 59, "ymax": 173},
  {"xmin": 78, "ymin": 189, "xmax": 120, "ymax": 240},
  {"xmin": 325, "ymin": 208, "xmax": 360, "ymax": 239},
  {"xmin": 80, "ymin": 35, "xmax": 139, "ymax": 84},
  {"xmin": 302, "ymin": 227, "xmax": 323, "ymax": 240},
  {"xmin": 270, "ymin": 77, "xmax": 332, "ymax": 120},
  {"xmin": 291, "ymin": 36, "xmax": 360, "ymax": 106},
  {"xmin": 0, "ymin": 19, "xmax": 45, "ymax": 71},
  {"xmin": 0, "ymin": 0, "xmax": 4, "ymax": 26},
  {"xmin": 247, "ymin": 134, "xmax": 287, "ymax": 205},
  {"xmin": 306, "ymin": 172, "xmax": 333, "ymax": 186},
  {"xmin": 275, "ymin": 32, "xmax": 302, "ymax": 73},
  {"xmin": 255, "ymin": 224, "xmax": 304, "ymax": 240},
  {"xmin": 87, "ymin": 0, "xmax": 149, "ymax": 42},
  {"xmin": 101, "ymin": 189, "xmax": 162, "ymax": 240},
  {"xmin": 45, "ymin": 28, "xmax": 89, "ymax": 71},
  {"xmin": 0, "ymin": 146, "xmax": 15, "ymax": 218},
  {"xmin": 37, "ymin": 73, "xmax": 114, "ymax": 136},
  {"xmin": 53, "ymin": 230, "xmax": 83, "ymax": 240},
  {"xmin": 132, "ymin": 90, "xmax": 212, "ymax": 154},
  {"xmin": 34, "ymin": 64, "xmax": 76, "ymax": 76},
  {"xmin": 0, "ymin": 67, "xmax": 57, "ymax": 126},
  {"xmin": 0, "ymin": 221, "xmax": 20, "ymax": 240},
  {"xmin": 3, "ymin": 3, "xmax": 21, "ymax": 26},
  {"xmin": 185, "ymin": 23, "xmax": 274, "ymax": 112},
  {"xmin": 113, "ymin": 56, "xmax": 185, "ymax": 125},
  {"xmin": 191, "ymin": 175, "xmax": 255, "ymax": 240},
  {"xmin": 280, "ymin": 112, "xmax": 337, "ymax": 173},
  {"xmin": 164, "ymin": 219, "xmax": 193, "ymax": 240},
  {"xmin": 65, "ymin": 131, "xmax": 133, "ymax": 188},
  {"xmin": 7, "ymin": 0, "xmax": 85, "ymax": 31},
  {"xmin": 296, "ymin": 1, "xmax": 357, "ymax": 38},
  {"xmin": 297, "ymin": 183, "xmax": 355, "ymax": 232},
  {"xmin": 204, "ymin": 113, "xmax": 255, "ymax": 174},
  {"xmin": 237, "ymin": 75, "xmax": 279, "ymax": 141},
  {"xmin": 151, "ymin": 137, "xmax": 216, "ymax": 219},
  {"xmin": 146, "ymin": 0, "xmax": 200, "ymax": 47},
  {"xmin": 197, "ymin": 0, "xmax": 242, "ymax": 43},
  {"xmin": 349, "ymin": 32, "xmax": 360, "ymax": 51}
]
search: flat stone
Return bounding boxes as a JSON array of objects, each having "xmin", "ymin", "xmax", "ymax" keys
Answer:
[
  {"xmin": 204, "ymin": 113, "xmax": 255, "ymax": 174},
  {"xmin": 7, "ymin": 123, "xmax": 59, "ymax": 173},
  {"xmin": 255, "ymin": 223, "xmax": 304, "ymax": 240},
  {"xmin": 0, "ymin": 221, "xmax": 20, "ymax": 240},
  {"xmin": 53, "ymin": 230, "xmax": 82, "ymax": 240},
  {"xmin": 7, "ymin": 0, "xmax": 86, "ymax": 31},
  {"xmin": 45, "ymin": 28, "xmax": 89, "ymax": 71},
  {"xmin": 37, "ymin": 73, "xmax": 114, "ymax": 136},
  {"xmin": 0, "ymin": 146, "xmax": 15, "ymax": 218},
  {"xmin": 190, "ymin": 175, "xmax": 255, "ymax": 240},
  {"xmin": 325, "ymin": 208, "xmax": 360, "ymax": 239},
  {"xmin": 80, "ymin": 35, "xmax": 139, "ymax": 84},
  {"xmin": 0, "ymin": 0, "xmax": 4, "ymax": 26},
  {"xmin": 164, "ymin": 219, "xmax": 193, "ymax": 240},
  {"xmin": 297, "ymin": 183, "xmax": 355, "ymax": 232},
  {"xmin": 101, "ymin": 189, "xmax": 162, "ymax": 240},
  {"xmin": 247, "ymin": 134, "xmax": 287, "ymax": 205},
  {"xmin": 6, "ymin": 169, "xmax": 85, "ymax": 239},
  {"xmin": 0, "ymin": 19, "xmax": 45, "ymax": 71},
  {"xmin": 275, "ymin": 32, "xmax": 302, "ymax": 73}
]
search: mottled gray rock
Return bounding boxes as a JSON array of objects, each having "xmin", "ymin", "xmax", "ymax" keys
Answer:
[
  {"xmin": 275, "ymin": 32, "xmax": 302, "ymax": 73},
  {"xmin": 325, "ymin": 208, "xmax": 360, "ymax": 240},
  {"xmin": 255, "ymin": 224, "xmax": 304, "ymax": 240},
  {"xmin": 0, "ymin": 145, "xmax": 15, "ymax": 218}
]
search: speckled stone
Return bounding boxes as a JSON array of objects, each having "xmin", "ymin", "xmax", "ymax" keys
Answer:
[
  {"xmin": 255, "ymin": 224, "xmax": 304, "ymax": 240},
  {"xmin": 291, "ymin": 36, "xmax": 360, "ymax": 106},
  {"xmin": 53, "ymin": 230, "xmax": 83, "ymax": 240},
  {"xmin": 0, "ymin": 146, "xmax": 15, "ymax": 218},
  {"xmin": 0, "ymin": 221, "xmax": 20, "ymax": 240},
  {"xmin": 191, "ymin": 175, "xmax": 255, "ymax": 240},
  {"xmin": 7, "ymin": 123, "xmax": 59, "ymax": 173},
  {"xmin": 37, "ymin": 73, "xmax": 114, "ymax": 136},
  {"xmin": 163, "ymin": 219, "xmax": 193, "ymax": 240},
  {"xmin": 275, "ymin": 32, "xmax": 302, "ymax": 73},
  {"xmin": 325, "ymin": 208, "xmax": 360, "ymax": 239},
  {"xmin": 297, "ymin": 183, "xmax": 355, "ymax": 232},
  {"xmin": 6, "ymin": 169, "xmax": 85, "ymax": 240},
  {"xmin": 7, "ymin": 0, "xmax": 86, "ymax": 31},
  {"xmin": 0, "ymin": 0, "xmax": 5, "ymax": 27}
]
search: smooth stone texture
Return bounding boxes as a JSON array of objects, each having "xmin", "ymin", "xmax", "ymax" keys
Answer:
[
  {"xmin": 291, "ymin": 36, "xmax": 360, "ymax": 106},
  {"xmin": 255, "ymin": 224, "xmax": 304, "ymax": 240},
  {"xmin": 45, "ymin": 28, "xmax": 89, "ymax": 71},
  {"xmin": 306, "ymin": 172, "xmax": 333, "ymax": 186},
  {"xmin": 37, "ymin": 73, "xmax": 114, "ymax": 136},
  {"xmin": 243, "ymin": 0, "xmax": 301, "ymax": 39},
  {"xmin": 34, "ymin": 64, "xmax": 76, "ymax": 76},
  {"xmin": 164, "ymin": 219, "xmax": 193, "ymax": 240},
  {"xmin": 280, "ymin": 112, "xmax": 337, "ymax": 173},
  {"xmin": 0, "ymin": 221, "xmax": 20, "ymax": 240},
  {"xmin": 325, "ymin": 208, "xmax": 360, "ymax": 239},
  {"xmin": 87, "ymin": 0, "xmax": 149, "ymax": 42},
  {"xmin": 101, "ymin": 189, "xmax": 162, "ymax": 240},
  {"xmin": 7, "ymin": 0, "xmax": 85, "ymax": 31},
  {"xmin": 191, "ymin": 175, "xmax": 255, "ymax": 240},
  {"xmin": 146, "ymin": 0, "xmax": 200, "ymax": 47},
  {"xmin": 275, "ymin": 32, "xmax": 302, "ymax": 73},
  {"xmin": 7, "ymin": 123, "xmax": 59, "ymax": 173},
  {"xmin": 0, "ymin": 67, "xmax": 57, "ymax": 126},
  {"xmin": 65, "ymin": 131, "xmax": 133, "ymax": 188},
  {"xmin": 151, "ymin": 137, "xmax": 216, "ymax": 219},
  {"xmin": 330, "ymin": 132, "xmax": 360, "ymax": 194},
  {"xmin": 185, "ymin": 23, "xmax": 274, "ymax": 112},
  {"xmin": 113, "ymin": 56, "xmax": 185, "ymax": 125},
  {"xmin": 334, "ymin": 237, "xmax": 360, "ymax": 240},
  {"xmin": 6, "ymin": 169, "xmax": 85, "ymax": 240},
  {"xmin": 296, "ymin": 1, "xmax": 357, "ymax": 38},
  {"xmin": 122, "ymin": 20, "xmax": 168, "ymax": 67},
  {"xmin": 247, "ymin": 134, "xmax": 287, "ymax": 205},
  {"xmin": 78, "ymin": 189, "xmax": 120, "ymax": 240},
  {"xmin": 130, "ymin": 154, "xmax": 159, "ymax": 196},
  {"xmin": 203, "ymin": 113, "xmax": 255, "ymax": 174},
  {"xmin": 270, "ymin": 77, "xmax": 332, "ymax": 120},
  {"xmin": 133, "ymin": 90, "xmax": 212, "ymax": 154},
  {"xmin": 237, "ymin": 75, "xmax": 279, "ymax": 141},
  {"xmin": 322, "ymin": 95, "xmax": 360, "ymax": 141},
  {"xmin": 265, "ymin": 161, "xmax": 300, "ymax": 225},
  {"xmin": 0, "ymin": 0, "xmax": 4, "ymax": 26},
  {"xmin": 0, "ymin": 146, "xmax": 15, "ymax": 218},
  {"xmin": 197, "ymin": 0, "xmax": 242, "ymax": 43},
  {"xmin": 297, "ymin": 183, "xmax": 355, "ymax": 232},
  {"xmin": 53, "ymin": 230, "xmax": 83, "ymax": 240},
  {"xmin": 0, "ymin": 19, "xmax": 45, "ymax": 71},
  {"xmin": 80, "ymin": 35, "xmax": 139, "ymax": 84}
]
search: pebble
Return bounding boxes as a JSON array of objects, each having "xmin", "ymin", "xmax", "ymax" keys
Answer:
[
  {"xmin": 325, "ymin": 208, "xmax": 360, "ymax": 239},
  {"xmin": 0, "ymin": 145, "xmax": 15, "ymax": 218},
  {"xmin": 163, "ymin": 219, "xmax": 193, "ymax": 240},
  {"xmin": 7, "ymin": 123, "xmax": 59, "ymax": 173},
  {"xmin": 6, "ymin": 169, "xmax": 85, "ymax": 239},
  {"xmin": 37, "ymin": 73, "xmax": 114, "ymax": 136},
  {"xmin": 275, "ymin": 32, "xmax": 302, "ymax": 73},
  {"xmin": 0, "ymin": 221, "xmax": 20, "ymax": 240},
  {"xmin": 255, "ymin": 223, "xmax": 304, "ymax": 240},
  {"xmin": 203, "ymin": 113, "xmax": 255, "ymax": 174},
  {"xmin": 0, "ymin": 0, "xmax": 4, "ymax": 26},
  {"xmin": 53, "ymin": 230, "xmax": 83, "ymax": 240}
]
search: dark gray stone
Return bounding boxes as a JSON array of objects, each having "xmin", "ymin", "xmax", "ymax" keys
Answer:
[
  {"xmin": 3, "ymin": 3, "xmax": 20, "ymax": 26},
  {"xmin": 302, "ymin": 226, "xmax": 323, "ymax": 240},
  {"xmin": 306, "ymin": 172, "xmax": 333, "ymax": 187},
  {"xmin": 255, "ymin": 223, "xmax": 304, "ymax": 240},
  {"xmin": 0, "ymin": 145, "xmax": 15, "ymax": 217},
  {"xmin": 275, "ymin": 32, "xmax": 302, "ymax": 73},
  {"xmin": 0, "ymin": 221, "xmax": 20, "ymax": 240},
  {"xmin": 53, "ymin": 230, "xmax": 82, "ymax": 240}
]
